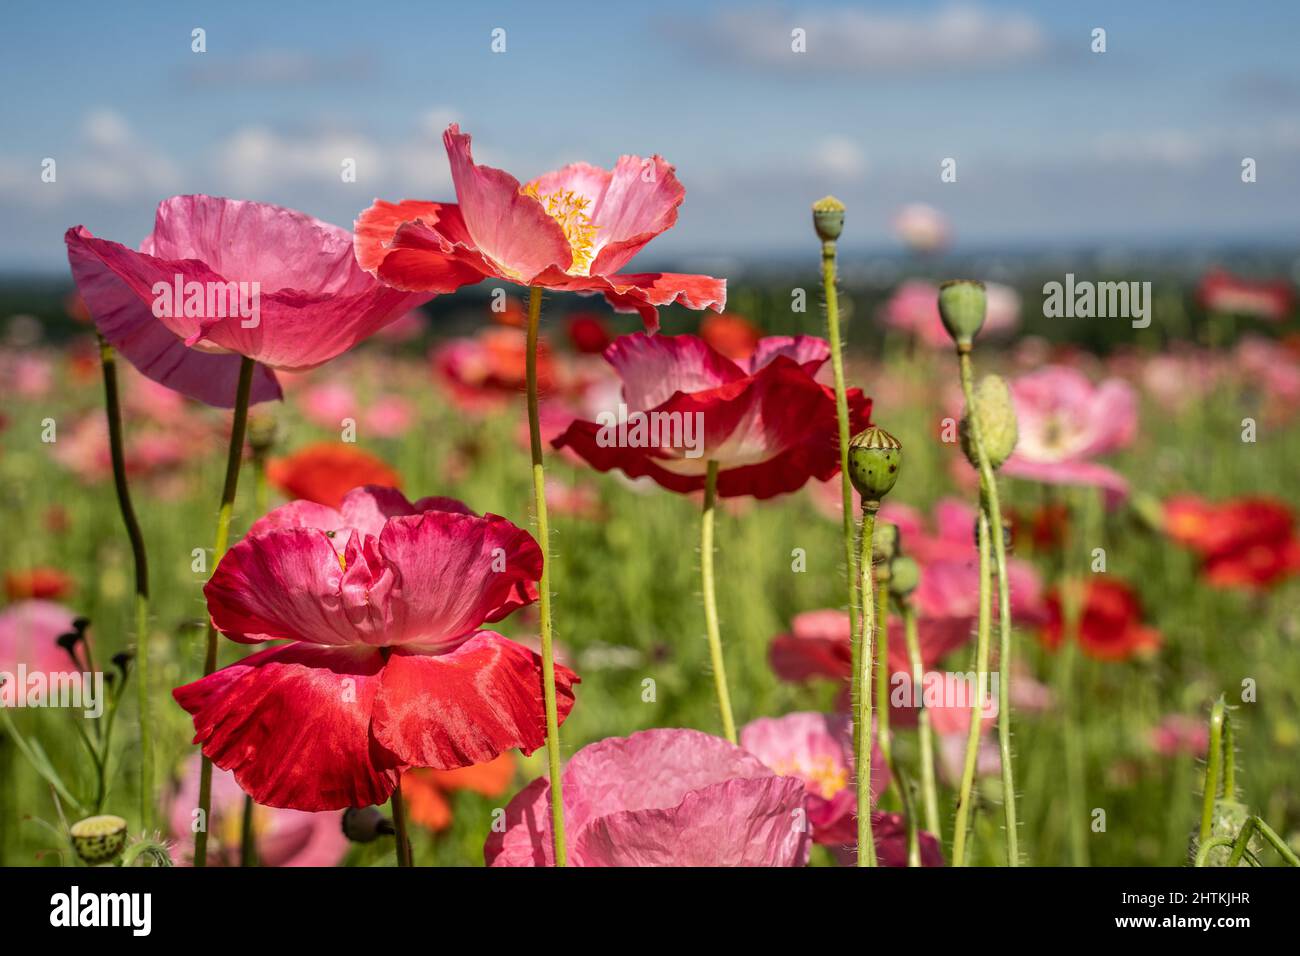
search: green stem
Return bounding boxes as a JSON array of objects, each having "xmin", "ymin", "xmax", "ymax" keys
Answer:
[
  {"xmin": 902, "ymin": 601, "xmax": 941, "ymax": 841},
  {"xmin": 193, "ymin": 355, "xmax": 255, "ymax": 868},
  {"xmin": 952, "ymin": 508, "xmax": 993, "ymax": 866},
  {"xmin": 97, "ymin": 336, "xmax": 153, "ymax": 831},
  {"xmin": 957, "ymin": 348, "xmax": 1019, "ymax": 865},
  {"xmin": 855, "ymin": 504, "xmax": 878, "ymax": 867},
  {"xmin": 391, "ymin": 774, "xmax": 413, "ymax": 867},
  {"xmin": 1055, "ymin": 487, "xmax": 1094, "ymax": 867},
  {"xmin": 821, "ymin": 239, "xmax": 859, "ymax": 642},
  {"xmin": 874, "ymin": 563, "xmax": 893, "ymax": 781},
  {"xmin": 1200, "ymin": 696, "xmax": 1227, "ymax": 845},
  {"xmin": 239, "ymin": 451, "xmax": 269, "ymax": 868},
  {"xmin": 701, "ymin": 460, "xmax": 738, "ymax": 744},
  {"xmin": 525, "ymin": 285, "xmax": 568, "ymax": 866}
]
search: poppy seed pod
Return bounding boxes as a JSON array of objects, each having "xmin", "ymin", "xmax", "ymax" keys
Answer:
[
  {"xmin": 938, "ymin": 279, "xmax": 986, "ymax": 348},
  {"xmin": 960, "ymin": 374, "xmax": 1018, "ymax": 470},
  {"xmin": 888, "ymin": 555, "xmax": 920, "ymax": 598},
  {"xmin": 70, "ymin": 815, "xmax": 128, "ymax": 865},
  {"xmin": 812, "ymin": 195, "xmax": 846, "ymax": 242},
  {"xmin": 848, "ymin": 426, "xmax": 902, "ymax": 503}
]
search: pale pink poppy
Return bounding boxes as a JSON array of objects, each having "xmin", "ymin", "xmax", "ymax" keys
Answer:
[
  {"xmin": 739, "ymin": 712, "xmax": 889, "ymax": 848},
  {"xmin": 1001, "ymin": 365, "xmax": 1137, "ymax": 500},
  {"xmin": 0, "ymin": 600, "xmax": 80, "ymax": 675},
  {"xmin": 879, "ymin": 280, "xmax": 1020, "ymax": 348},
  {"xmin": 1148, "ymin": 715, "xmax": 1209, "ymax": 758},
  {"xmin": 485, "ymin": 728, "xmax": 810, "ymax": 866},
  {"xmin": 167, "ymin": 755, "xmax": 349, "ymax": 867}
]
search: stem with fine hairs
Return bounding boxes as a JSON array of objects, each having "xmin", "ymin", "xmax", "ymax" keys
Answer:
[
  {"xmin": 96, "ymin": 335, "xmax": 153, "ymax": 831},
  {"xmin": 952, "ymin": 508, "xmax": 992, "ymax": 867},
  {"xmin": 901, "ymin": 601, "xmax": 941, "ymax": 842},
  {"xmin": 193, "ymin": 355, "xmax": 255, "ymax": 868},
  {"xmin": 854, "ymin": 503, "xmax": 879, "ymax": 866},
  {"xmin": 525, "ymin": 285, "xmax": 568, "ymax": 865},
  {"xmin": 700, "ymin": 460, "xmax": 738, "ymax": 744}
]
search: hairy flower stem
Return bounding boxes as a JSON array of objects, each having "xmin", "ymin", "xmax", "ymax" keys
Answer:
[
  {"xmin": 239, "ymin": 449, "xmax": 271, "ymax": 868},
  {"xmin": 821, "ymin": 239, "xmax": 860, "ymax": 643},
  {"xmin": 525, "ymin": 285, "xmax": 568, "ymax": 866},
  {"xmin": 855, "ymin": 504, "xmax": 879, "ymax": 866},
  {"xmin": 1200, "ymin": 696, "xmax": 1228, "ymax": 845},
  {"xmin": 901, "ymin": 601, "xmax": 941, "ymax": 841},
  {"xmin": 952, "ymin": 509, "xmax": 992, "ymax": 867},
  {"xmin": 391, "ymin": 775, "xmax": 413, "ymax": 867},
  {"xmin": 874, "ymin": 564, "xmax": 893, "ymax": 783},
  {"xmin": 701, "ymin": 460, "xmax": 738, "ymax": 744},
  {"xmin": 97, "ymin": 336, "xmax": 153, "ymax": 832},
  {"xmin": 957, "ymin": 347, "xmax": 1019, "ymax": 865},
  {"xmin": 194, "ymin": 355, "xmax": 255, "ymax": 868}
]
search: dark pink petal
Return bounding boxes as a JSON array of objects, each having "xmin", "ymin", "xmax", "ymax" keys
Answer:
[
  {"xmin": 604, "ymin": 333, "xmax": 744, "ymax": 411},
  {"xmin": 375, "ymin": 511, "xmax": 542, "ymax": 646},
  {"xmin": 204, "ymin": 529, "xmax": 360, "ymax": 646},
  {"xmin": 172, "ymin": 643, "xmax": 402, "ymax": 811},
  {"xmin": 65, "ymin": 226, "xmax": 282, "ymax": 407},
  {"xmin": 370, "ymin": 633, "xmax": 578, "ymax": 770},
  {"xmin": 443, "ymin": 125, "xmax": 573, "ymax": 281}
]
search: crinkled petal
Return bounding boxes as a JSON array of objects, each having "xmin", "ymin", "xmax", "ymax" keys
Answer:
[
  {"xmin": 371, "ymin": 634, "xmax": 578, "ymax": 769},
  {"xmin": 172, "ymin": 643, "xmax": 401, "ymax": 811}
]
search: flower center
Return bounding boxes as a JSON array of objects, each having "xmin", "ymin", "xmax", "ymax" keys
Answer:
[
  {"xmin": 773, "ymin": 754, "xmax": 849, "ymax": 800},
  {"xmin": 521, "ymin": 183, "xmax": 599, "ymax": 275}
]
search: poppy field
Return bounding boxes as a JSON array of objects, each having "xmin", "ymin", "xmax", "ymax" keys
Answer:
[{"xmin": 1, "ymin": 3, "xmax": 1299, "ymax": 876}]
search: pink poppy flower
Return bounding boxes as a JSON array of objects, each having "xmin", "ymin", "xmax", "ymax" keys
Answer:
[
  {"xmin": 0, "ymin": 600, "xmax": 80, "ymax": 675},
  {"xmin": 739, "ymin": 712, "xmax": 889, "ymax": 848},
  {"xmin": 65, "ymin": 195, "xmax": 431, "ymax": 407},
  {"xmin": 485, "ymin": 728, "xmax": 810, "ymax": 866},
  {"xmin": 1148, "ymin": 715, "xmax": 1209, "ymax": 758},
  {"xmin": 891, "ymin": 203, "xmax": 950, "ymax": 254},
  {"xmin": 173, "ymin": 486, "xmax": 578, "ymax": 811},
  {"xmin": 167, "ymin": 755, "xmax": 349, "ymax": 867},
  {"xmin": 1001, "ymin": 365, "xmax": 1137, "ymax": 500},
  {"xmin": 553, "ymin": 333, "xmax": 872, "ymax": 499},
  {"xmin": 354, "ymin": 125, "xmax": 725, "ymax": 331},
  {"xmin": 299, "ymin": 382, "xmax": 358, "ymax": 429}
]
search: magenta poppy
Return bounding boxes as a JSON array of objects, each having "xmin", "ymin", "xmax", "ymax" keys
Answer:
[
  {"xmin": 65, "ymin": 195, "xmax": 431, "ymax": 407},
  {"xmin": 173, "ymin": 486, "xmax": 578, "ymax": 811},
  {"xmin": 484, "ymin": 728, "xmax": 810, "ymax": 866},
  {"xmin": 354, "ymin": 125, "xmax": 725, "ymax": 331},
  {"xmin": 553, "ymin": 332, "xmax": 871, "ymax": 499}
]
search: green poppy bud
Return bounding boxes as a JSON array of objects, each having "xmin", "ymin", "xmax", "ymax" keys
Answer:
[
  {"xmin": 848, "ymin": 426, "xmax": 902, "ymax": 503},
  {"xmin": 812, "ymin": 195, "xmax": 846, "ymax": 242},
  {"xmin": 70, "ymin": 814, "xmax": 128, "ymax": 865},
  {"xmin": 888, "ymin": 555, "xmax": 920, "ymax": 598},
  {"xmin": 938, "ymin": 279, "xmax": 986, "ymax": 348},
  {"xmin": 960, "ymin": 374, "xmax": 1018, "ymax": 470},
  {"xmin": 873, "ymin": 522, "xmax": 899, "ymax": 563}
]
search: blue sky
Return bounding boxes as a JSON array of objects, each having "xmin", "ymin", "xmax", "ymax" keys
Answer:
[{"xmin": 3, "ymin": 0, "xmax": 1300, "ymax": 271}]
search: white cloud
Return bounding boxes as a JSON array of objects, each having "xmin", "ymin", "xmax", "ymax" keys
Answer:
[
  {"xmin": 812, "ymin": 136, "xmax": 867, "ymax": 178},
  {"xmin": 684, "ymin": 3, "xmax": 1048, "ymax": 74}
]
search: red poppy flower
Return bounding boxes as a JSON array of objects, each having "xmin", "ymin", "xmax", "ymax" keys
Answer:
[
  {"xmin": 354, "ymin": 125, "xmax": 725, "ymax": 331},
  {"xmin": 432, "ymin": 327, "xmax": 556, "ymax": 410},
  {"xmin": 699, "ymin": 313, "xmax": 761, "ymax": 361},
  {"xmin": 1165, "ymin": 495, "xmax": 1300, "ymax": 590},
  {"xmin": 268, "ymin": 443, "xmax": 402, "ymax": 509},
  {"xmin": 173, "ymin": 487, "xmax": 577, "ymax": 811},
  {"xmin": 1197, "ymin": 268, "xmax": 1294, "ymax": 322},
  {"xmin": 1040, "ymin": 578, "xmax": 1160, "ymax": 662},
  {"xmin": 553, "ymin": 333, "xmax": 871, "ymax": 499},
  {"xmin": 4, "ymin": 567, "xmax": 75, "ymax": 601},
  {"xmin": 566, "ymin": 313, "xmax": 613, "ymax": 355}
]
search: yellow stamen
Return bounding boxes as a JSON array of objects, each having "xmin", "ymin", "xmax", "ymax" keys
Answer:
[{"xmin": 521, "ymin": 183, "xmax": 599, "ymax": 275}]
